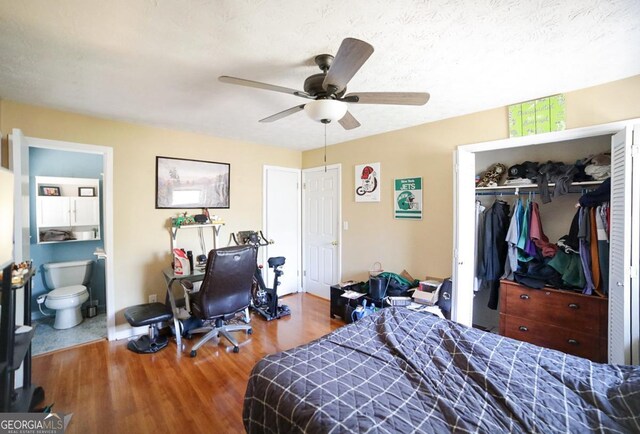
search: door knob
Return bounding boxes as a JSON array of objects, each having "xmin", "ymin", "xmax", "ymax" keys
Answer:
[{"xmin": 331, "ymin": 241, "xmax": 338, "ymax": 246}]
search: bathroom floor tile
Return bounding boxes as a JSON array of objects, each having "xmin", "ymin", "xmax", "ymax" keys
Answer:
[{"xmin": 32, "ymin": 313, "xmax": 107, "ymax": 356}]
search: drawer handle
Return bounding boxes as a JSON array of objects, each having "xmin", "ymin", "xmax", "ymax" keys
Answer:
[
  {"xmin": 568, "ymin": 303, "xmax": 579, "ymax": 309},
  {"xmin": 567, "ymin": 339, "xmax": 579, "ymax": 345},
  {"xmin": 519, "ymin": 294, "xmax": 530, "ymax": 300},
  {"xmin": 519, "ymin": 326, "xmax": 528, "ymax": 332}
]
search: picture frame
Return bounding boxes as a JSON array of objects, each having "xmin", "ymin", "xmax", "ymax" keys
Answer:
[
  {"xmin": 39, "ymin": 186, "xmax": 60, "ymax": 196},
  {"xmin": 156, "ymin": 156, "xmax": 230, "ymax": 209},
  {"xmin": 354, "ymin": 162, "xmax": 381, "ymax": 202},
  {"xmin": 78, "ymin": 187, "xmax": 96, "ymax": 197}
]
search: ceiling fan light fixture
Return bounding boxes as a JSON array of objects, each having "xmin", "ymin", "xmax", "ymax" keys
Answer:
[{"xmin": 304, "ymin": 99, "xmax": 347, "ymax": 123}]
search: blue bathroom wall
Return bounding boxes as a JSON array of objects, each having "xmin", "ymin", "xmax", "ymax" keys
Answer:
[{"xmin": 29, "ymin": 147, "xmax": 105, "ymax": 320}]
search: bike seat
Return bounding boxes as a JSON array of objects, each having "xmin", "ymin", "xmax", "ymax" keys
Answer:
[{"xmin": 268, "ymin": 256, "xmax": 286, "ymax": 268}]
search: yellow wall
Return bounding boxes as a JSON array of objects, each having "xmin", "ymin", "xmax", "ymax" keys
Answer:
[
  {"xmin": 2, "ymin": 75, "xmax": 639, "ymax": 327},
  {"xmin": 302, "ymin": 75, "xmax": 640, "ymax": 282},
  {"xmin": 0, "ymin": 101, "xmax": 301, "ymax": 326}
]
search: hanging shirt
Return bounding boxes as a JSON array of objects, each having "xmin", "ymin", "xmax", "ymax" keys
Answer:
[
  {"xmin": 529, "ymin": 201, "xmax": 558, "ymax": 257},
  {"xmin": 480, "ymin": 200, "xmax": 510, "ymax": 310},
  {"xmin": 501, "ymin": 198, "xmax": 522, "ymax": 280},
  {"xmin": 596, "ymin": 204, "xmax": 610, "ymax": 295},
  {"xmin": 517, "ymin": 199, "xmax": 534, "ymax": 262},
  {"xmin": 474, "ymin": 201, "xmax": 486, "ymax": 292},
  {"xmin": 589, "ymin": 207, "xmax": 601, "ymax": 292},
  {"xmin": 578, "ymin": 207, "xmax": 595, "ymax": 295}
]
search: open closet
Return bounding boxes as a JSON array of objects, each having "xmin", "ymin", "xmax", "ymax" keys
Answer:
[{"xmin": 452, "ymin": 119, "xmax": 640, "ymax": 365}]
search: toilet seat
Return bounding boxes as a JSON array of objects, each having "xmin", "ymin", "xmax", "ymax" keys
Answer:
[{"xmin": 48, "ymin": 285, "xmax": 87, "ymax": 300}]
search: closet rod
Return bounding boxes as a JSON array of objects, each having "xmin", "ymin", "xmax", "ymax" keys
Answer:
[{"xmin": 475, "ymin": 188, "xmax": 594, "ymax": 197}]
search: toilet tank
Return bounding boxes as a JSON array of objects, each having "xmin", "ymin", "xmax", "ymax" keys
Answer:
[{"xmin": 43, "ymin": 260, "xmax": 94, "ymax": 289}]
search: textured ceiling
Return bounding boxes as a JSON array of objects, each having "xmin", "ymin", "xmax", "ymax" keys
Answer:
[{"xmin": 0, "ymin": 1, "xmax": 639, "ymax": 150}]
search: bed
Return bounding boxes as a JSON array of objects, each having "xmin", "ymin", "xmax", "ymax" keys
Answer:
[{"xmin": 243, "ymin": 307, "xmax": 640, "ymax": 433}]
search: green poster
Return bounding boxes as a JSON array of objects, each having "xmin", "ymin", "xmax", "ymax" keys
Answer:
[{"xmin": 394, "ymin": 177, "xmax": 422, "ymax": 219}]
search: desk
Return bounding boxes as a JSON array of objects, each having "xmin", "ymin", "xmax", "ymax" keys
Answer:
[{"xmin": 161, "ymin": 267, "xmax": 206, "ymax": 354}]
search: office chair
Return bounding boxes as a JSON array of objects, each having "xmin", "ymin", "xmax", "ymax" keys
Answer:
[{"xmin": 181, "ymin": 245, "xmax": 257, "ymax": 357}]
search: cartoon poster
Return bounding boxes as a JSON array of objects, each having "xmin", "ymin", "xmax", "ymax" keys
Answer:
[
  {"xmin": 355, "ymin": 163, "xmax": 380, "ymax": 202},
  {"xmin": 394, "ymin": 177, "xmax": 422, "ymax": 219}
]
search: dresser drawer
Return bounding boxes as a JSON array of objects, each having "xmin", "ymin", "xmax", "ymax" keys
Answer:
[
  {"xmin": 501, "ymin": 314, "xmax": 606, "ymax": 362},
  {"xmin": 500, "ymin": 281, "xmax": 606, "ymax": 334}
]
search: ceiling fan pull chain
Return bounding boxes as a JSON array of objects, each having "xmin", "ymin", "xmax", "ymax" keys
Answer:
[{"xmin": 324, "ymin": 122, "xmax": 327, "ymax": 172}]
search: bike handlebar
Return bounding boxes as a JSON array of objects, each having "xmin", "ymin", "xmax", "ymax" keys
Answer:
[{"xmin": 232, "ymin": 230, "xmax": 272, "ymax": 247}]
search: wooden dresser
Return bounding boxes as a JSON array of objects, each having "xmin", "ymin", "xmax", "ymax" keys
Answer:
[{"xmin": 498, "ymin": 280, "xmax": 608, "ymax": 362}]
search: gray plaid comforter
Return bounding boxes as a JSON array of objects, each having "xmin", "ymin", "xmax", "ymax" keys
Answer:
[{"xmin": 243, "ymin": 307, "xmax": 640, "ymax": 433}]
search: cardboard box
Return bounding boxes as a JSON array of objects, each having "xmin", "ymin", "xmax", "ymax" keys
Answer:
[
  {"xmin": 412, "ymin": 289, "xmax": 438, "ymax": 305},
  {"xmin": 521, "ymin": 101, "xmax": 537, "ymax": 136},
  {"xmin": 535, "ymin": 97, "xmax": 550, "ymax": 134},
  {"xmin": 549, "ymin": 94, "xmax": 566, "ymax": 132},
  {"xmin": 508, "ymin": 103, "xmax": 523, "ymax": 137},
  {"xmin": 413, "ymin": 279, "xmax": 442, "ymax": 305}
]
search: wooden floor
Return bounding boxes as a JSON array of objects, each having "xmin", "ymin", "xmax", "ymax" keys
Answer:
[{"xmin": 32, "ymin": 293, "xmax": 342, "ymax": 434}]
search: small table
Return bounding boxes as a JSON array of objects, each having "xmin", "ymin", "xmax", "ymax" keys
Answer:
[
  {"xmin": 161, "ymin": 267, "xmax": 206, "ymax": 354},
  {"xmin": 330, "ymin": 284, "xmax": 385, "ymax": 323}
]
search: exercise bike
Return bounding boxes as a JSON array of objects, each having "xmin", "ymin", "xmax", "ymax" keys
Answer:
[{"xmin": 232, "ymin": 231, "xmax": 291, "ymax": 321}]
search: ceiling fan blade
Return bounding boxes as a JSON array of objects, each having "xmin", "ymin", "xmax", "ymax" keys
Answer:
[
  {"xmin": 338, "ymin": 111, "xmax": 361, "ymax": 130},
  {"xmin": 219, "ymin": 76, "xmax": 312, "ymax": 99},
  {"xmin": 342, "ymin": 92, "xmax": 430, "ymax": 106},
  {"xmin": 259, "ymin": 104, "xmax": 306, "ymax": 123},
  {"xmin": 322, "ymin": 38, "xmax": 374, "ymax": 93}
]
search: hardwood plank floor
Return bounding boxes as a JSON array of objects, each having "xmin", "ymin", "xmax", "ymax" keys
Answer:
[{"xmin": 32, "ymin": 293, "xmax": 342, "ymax": 434}]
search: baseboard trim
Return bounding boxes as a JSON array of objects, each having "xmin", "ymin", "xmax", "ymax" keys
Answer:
[{"xmin": 114, "ymin": 324, "xmax": 148, "ymax": 340}]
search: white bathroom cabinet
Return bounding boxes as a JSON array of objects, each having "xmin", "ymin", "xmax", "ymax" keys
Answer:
[
  {"xmin": 35, "ymin": 176, "xmax": 101, "ymax": 243},
  {"xmin": 37, "ymin": 196, "xmax": 99, "ymax": 227}
]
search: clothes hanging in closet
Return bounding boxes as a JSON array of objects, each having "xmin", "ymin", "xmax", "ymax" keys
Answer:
[
  {"xmin": 474, "ymin": 201, "xmax": 486, "ymax": 292},
  {"xmin": 477, "ymin": 199, "xmax": 510, "ymax": 309},
  {"xmin": 501, "ymin": 198, "xmax": 522, "ymax": 281}
]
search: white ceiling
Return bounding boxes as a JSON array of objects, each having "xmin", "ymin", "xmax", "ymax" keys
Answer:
[{"xmin": 0, "ymin": 1, "xmax": 639, "ymax": 151}]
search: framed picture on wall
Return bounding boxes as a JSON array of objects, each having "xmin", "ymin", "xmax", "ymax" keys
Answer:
[
  {"xmin": 156, "ymin": 156, "xmax": 230, "ymax": 209},
  {"xmin": 78, "ymin": 187, "xmax": 95, "ymax": 197},
  {"xmin": 355, "ymin": 162, "xmax": 381, "ymax": 202},
  {"xmin": 39, "ymin": 186, "xmax": 60, "ymax": 196}
]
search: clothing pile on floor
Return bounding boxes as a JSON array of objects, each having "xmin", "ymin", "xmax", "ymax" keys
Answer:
[{"xmin": 475, "ymin": 178, "xmax": 611, "ymax": 309}]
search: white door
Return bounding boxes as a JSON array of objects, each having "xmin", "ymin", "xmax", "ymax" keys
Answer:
[
  {"xmin": 263, "ymin": 166, "xmax": 301, "ymax": 296},
  {"xmin": 9, "ymin": 128, "xmax": 30, "ymax": 262},
  {"xmin": 302, "ymin": 165, "xmax": 341, "ymax": 299},
  {"xmin": 609, "ymin": 125, "xmax": 640, "ymax": 365},
  {"xmin": 452, "ymin": 149, "xmax": 476, "ymax": 326}
]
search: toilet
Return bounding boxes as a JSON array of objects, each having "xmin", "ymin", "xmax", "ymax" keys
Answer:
[{"xmin": 42, "ymin": 260, "xmax": 93, "ymax": 329}]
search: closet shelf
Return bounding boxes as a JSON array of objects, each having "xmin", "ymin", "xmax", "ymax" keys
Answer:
[
  {"xmin": 476, "ymin": 180, "xmax": 602, "ymax": 195},
  {"xmin": 476, "ymin": 180, "xmax": 602, "ymax": 191}
]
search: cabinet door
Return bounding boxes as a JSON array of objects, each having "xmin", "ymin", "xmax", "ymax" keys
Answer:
[
  {"xmin": 38, "ymin": 196, "xmax": 70, "ymax": 227},
  {"xmin": 72, "ymin": 197, "xmax": 99, "ymax": 225}
]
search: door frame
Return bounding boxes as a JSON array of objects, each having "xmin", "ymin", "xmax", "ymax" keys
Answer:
[
  {"xmin": 262, "ymin": 165, "xmax": 302, "ymax": 294},
  {"xmin": 11, "ymin": 133, "xmax": 116, "ymax": 341},
  {"xmin": 301, "ymin": 164, "xmax": 342, "ymax": 293},
  {"xmin": 453, "ymin": 119, "xmax": 639, "ymax": 363}
]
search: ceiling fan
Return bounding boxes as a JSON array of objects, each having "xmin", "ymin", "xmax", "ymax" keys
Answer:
[{"xmin": 219, "ymin": 37, "xmax": 430, "ymax": 130}]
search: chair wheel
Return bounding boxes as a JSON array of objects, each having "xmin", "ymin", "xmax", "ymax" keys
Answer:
[
  {"xmin": 247, "ymin": 328, "xmax": 253, "ymax": 335},
  {"xmin": 190, "ymin": 350, "xmax": 197, "ymax": 358},
  {"xmin": 185, "ymin": 333, "xmax": 192, "ymax": 339},
  {"xmin": 233, "ymin": 346, "xmax": 239, "ymax": 353}
]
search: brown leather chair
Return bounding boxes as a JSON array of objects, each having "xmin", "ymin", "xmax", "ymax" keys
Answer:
[{"xmin": 181, "ymin": 245, "xmax": 257, "ymax": 357}]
